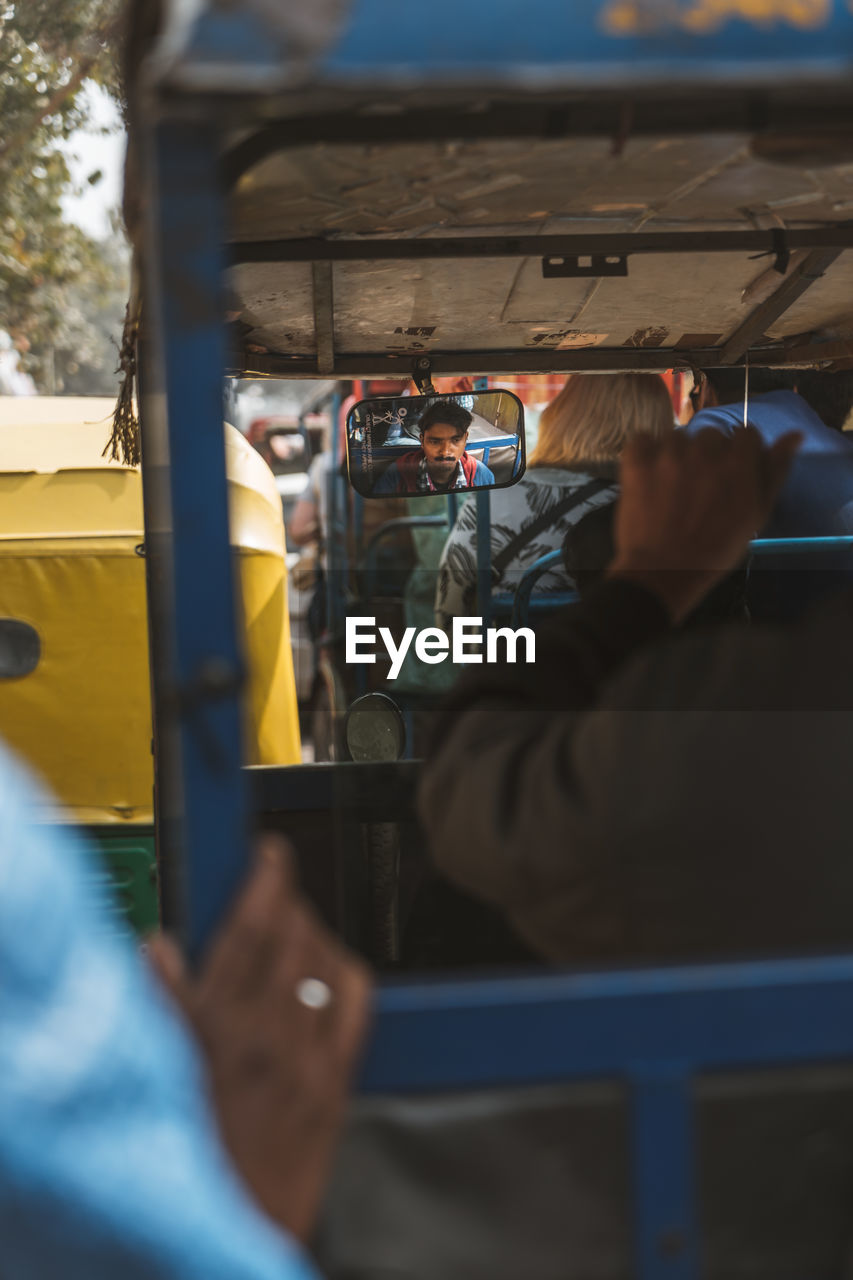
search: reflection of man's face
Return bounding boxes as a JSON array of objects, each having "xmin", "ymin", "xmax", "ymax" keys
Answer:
[{"xmin": 420, "ymin": 421, "xmax": 468, "ymax": 484}]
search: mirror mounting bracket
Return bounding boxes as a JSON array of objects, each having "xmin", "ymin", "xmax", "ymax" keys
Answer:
[
  {"xmin": 542, "ymin": 253, "xmax": 629, "ymax": 278},
  {"xmin": 412, "ymin": 356, "xmax": 436, "ymax": 395}
]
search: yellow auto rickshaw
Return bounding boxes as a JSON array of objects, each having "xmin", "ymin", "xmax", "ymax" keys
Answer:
[{"xmin": 0, "ymin": 396, "xmax": 301, "ymax": 931}]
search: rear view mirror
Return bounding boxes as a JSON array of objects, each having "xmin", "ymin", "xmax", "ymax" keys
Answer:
[
  {"xmin": 247, "ymin": 416, "xmax": 311, "ymax": 475},
  {"xmin": 346, "ymin": 391, "xmax": 525, "ymax": 498},
  {"xmin": 264, "ymin": 422, "xmax": 310, "ymax": 472}
]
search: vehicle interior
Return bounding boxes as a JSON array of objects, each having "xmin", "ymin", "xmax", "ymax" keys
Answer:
[{"xmin": 124, "ymin": 3, "xmax": 853, "ymax": 1276}]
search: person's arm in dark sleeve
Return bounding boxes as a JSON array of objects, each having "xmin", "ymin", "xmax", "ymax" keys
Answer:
[
  {"xmin": 419, "ymin": 579, "xmax": 672, "ymax": 959},
  {"xmin": 431, "ymin": 577, "xmax": 671, "ymax": 739}
]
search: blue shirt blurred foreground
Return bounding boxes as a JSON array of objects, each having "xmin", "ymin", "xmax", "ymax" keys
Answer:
[{"xmin": 0, "ymin": 742, "xmax": 317, "ymax": 1280}]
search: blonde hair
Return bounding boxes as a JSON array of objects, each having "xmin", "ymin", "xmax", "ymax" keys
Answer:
[{"xmin": 529, "ymin": 373, "xmax": 674, "ymax": 469}]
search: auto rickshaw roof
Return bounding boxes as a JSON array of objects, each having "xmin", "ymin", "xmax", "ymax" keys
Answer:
[
  {"xmin": 0, "ymin": 401, "xmax": 285, "ymax": 553},
  {"xmin": 0, "ymin": 400, "xmax": 133, "ymax": 474},
  {"xmin": 128, "ymin": 0, "xmax": 853, "ymax": 378}
]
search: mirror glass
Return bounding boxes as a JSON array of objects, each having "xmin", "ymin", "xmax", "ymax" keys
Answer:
[
  {"xmin": 345, "ymin": 693, "xmax": 406, "ymax": 763},
  {"xmin": 346, "ymin": 391, "xmax": 525, "ymax": 498},
  {"xmin": 263, "ymin": 422, "xmax": 310, "ymax": 474}
]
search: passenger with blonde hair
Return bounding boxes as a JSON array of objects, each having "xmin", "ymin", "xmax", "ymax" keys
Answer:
[{"xmin": 435, "ymin": 372, "xmax": 674, "ymax": 628}]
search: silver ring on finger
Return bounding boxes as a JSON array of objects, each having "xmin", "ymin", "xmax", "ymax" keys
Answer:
[{"xmin": 295, "ymin": 976, "xmax": 333, "ymax": 1010}]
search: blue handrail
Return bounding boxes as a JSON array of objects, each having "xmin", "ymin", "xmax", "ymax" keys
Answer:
[
  {"xmin": 509, "ymin": 537, "xmax": 853, "ymax": 627},
  {"xmin": 750, "ymin": 535, "xmax": 853, "ymax": 555},
  {"xmin": 362, "ymin": 514, "xmax": 449, "ymax": 601},
  {"xmin": 362, "ymin": 950, "xmax": 853, "ymax": 1091},
  {"xmin": 510, "ymin": 549, "xmax": 575, "ymax": 626},
  {"xmin": 360, "ymin": 951, "xmax": 853, "ymax": 1280},
  {"xmin": 361, "ymin": 952, "xmax": 853, "ymax": 1280}
]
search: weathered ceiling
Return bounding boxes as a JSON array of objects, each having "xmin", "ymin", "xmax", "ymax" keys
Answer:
[{"xmin": 224, "ymin": 131, "xmax": 853, "ymax": 374}]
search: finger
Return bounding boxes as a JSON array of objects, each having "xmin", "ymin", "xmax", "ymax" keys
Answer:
[
  {"xmin": 691, "ymin": 426, "xmax": 730, "ymax": 457},
  {"xmin": 619, "ymin": 433, "xmax": 662, "ymax": 482},
  {"xmin": 758, "ymin": 431, "xmax": 801, "ymax": 515},
  {"xmin": 147, "ymin": 933, "xmax": 191, "ymax": 1010},
  {"xmin": 622, "ymin": 431, "xmax": 662, "ymax": 464},
  {"xmin": 270, "ymin": 894, "xmax": 369, "ymax": 1065},
  {"xmin": 305, "ymin": 923, "xmax": 372, "ymax": 1066},
  {"xmin": 726, "ymin": 424, "xmax": 765, "ymax": 480},
  {"xmin": 765, "ymin": 430, "xmax": 802, "ymax": 476},
  {"xmin": 203, "ymin": 836, "xmax": 297, "ymax": 998},
  {"xmin": 273, "ymin": 899, "xmax": 340, "ymax": 1038},
  {"xmin": 731, "ymin": 423, "xmax": 766, "ymax": 459},
  {"xmin": 256, "ymin": 833, "xmax": 297, "ymax": 895},
  {"xmin": 327, "ymin": 954, "xmax": 372, "ymax": 1068},
  {"xmin": 665, "ymin": 428, "xmax": 690, "ymax": 456}
]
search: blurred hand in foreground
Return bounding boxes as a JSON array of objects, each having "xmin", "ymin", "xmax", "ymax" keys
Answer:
[
  {"xmin": 608, "ymin": 426, "xmax": 801, "ymax": 623},
  {"xmin": 148, "ymin": 836, "xmax": 371, "ymax": 1244}
]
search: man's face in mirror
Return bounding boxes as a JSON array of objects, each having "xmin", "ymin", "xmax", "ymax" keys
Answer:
[{"xmin": 420, "ymin": 420, "xmax": 469, "ymax": 485}]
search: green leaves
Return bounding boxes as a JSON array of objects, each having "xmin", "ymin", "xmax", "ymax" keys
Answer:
[{"xmin": 0, "ymin": 0, "xmax": 127, "ymax": 393}]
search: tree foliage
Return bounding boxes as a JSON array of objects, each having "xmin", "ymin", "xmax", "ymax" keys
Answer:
[{"xmin": 0, "ymin": 1, "xmax": 128, "ymax": 393}]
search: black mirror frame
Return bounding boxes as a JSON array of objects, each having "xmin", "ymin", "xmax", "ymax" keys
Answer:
[
  {"xmin": 344, "ymin": 692, "xmax": 407, "ymax": 763},
  {"xmin": 344, "ymin": 390, "xmax": 527, "ymax": 499}
]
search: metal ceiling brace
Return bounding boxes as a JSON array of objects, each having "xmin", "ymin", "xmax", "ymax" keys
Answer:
[
  {"xmin": 312, "ymin": 262, "xmax": 336, "ymax": 375},
  {"xmin": 229, "ymin": 227, "xmax": 853, "ymax": 266},
  {"xmin": 222, "ymin": 99, "xmax": 853, "ymax": 186},
  {"xmin": 717, "ymin": 247, "xmax": 843, "ymax": 366},
  {"xmin": 235, "ymin": 343, "xmax": 791, "ymax": 380}
]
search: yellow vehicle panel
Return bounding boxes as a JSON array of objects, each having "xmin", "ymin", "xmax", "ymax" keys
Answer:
[
  {"xmin": 0, "ymin": 401, "xmax": 300, "ymax": 822},
  {"xmin": 0, "ymin": 543, "xmax": 152, "ymax": 824}
]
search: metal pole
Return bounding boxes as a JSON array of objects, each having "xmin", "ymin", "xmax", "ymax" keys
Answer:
[
  {"xmin": 473, "ymin": 377, "xmax": 492, "ymax": 623},
  {"xmin": 631, "ymin": 1072, "xmax": 697, "ymax": 1280},
  {"xmin": 143, "ymin": 118, "xmax": 250, "ymax": 963}
]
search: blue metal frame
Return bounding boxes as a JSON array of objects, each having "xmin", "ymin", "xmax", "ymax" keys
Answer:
[
  {"xmin": 474, "ymin": 490, "xmax": 492, "ymax": 624},
  {"xmin": 166, "ymin": 2, "xmax": 853, "ymax": 95},
  {"xmin": 143, "ymin": 121, "xmax": 250, "ymax": 963},
  {"xmin": 362, "ymin": 515, "xmax": 449, "ymax": 602},
  {"xmin": 511, "ymin": 548, "xmax": 577, "ymax": 626},
  {"xmin": 468, "ymin": 434, "xmax": 518, "ymax": 466},
  {"xmin": 324, "ymin": 391, "xmax": 347, "ymax": 639},
  {"xmin": 325, "ymin": 1, "xmax": 853, "ymax": 85},
  {"xmin": 361, "ymin": 954, "xmax": 853, "ymax": 1278},
  {"xmin": 632, "ymin": 1072, "xmax": 695, "ymax": 1280},
  {"xmin": 750, "ymin": 534, "xmax": 853, "ymax": 555},
  {"xmin": 362, "ymin": 953, "xmax": 853, "ymax": 1089},
  {"xmin": 472, "ymin": 377, "xmax": 494, "ymax": 625},
  {"xmin": 509, "ymin": 538, "xmax": 853, "ymax": 627}
]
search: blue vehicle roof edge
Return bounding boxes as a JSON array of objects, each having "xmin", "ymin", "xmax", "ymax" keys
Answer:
[{"xmin": 146, "ymin": 0, "xmax": 853, "ymax": 97}]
